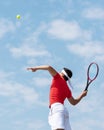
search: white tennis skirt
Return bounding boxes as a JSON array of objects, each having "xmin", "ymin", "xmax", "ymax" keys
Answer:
[{"xmin": 48, "ymin": 103, "xmax": 72, "ymax": 130}]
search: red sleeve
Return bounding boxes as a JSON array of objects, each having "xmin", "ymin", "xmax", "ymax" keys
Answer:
[
  {"xmin": 53, "ymin": 73, "xmax": 60, "ymax": 79},
  {"xmin": 66, "ymin": 86, "xmax": 72, "ymax": 98}
]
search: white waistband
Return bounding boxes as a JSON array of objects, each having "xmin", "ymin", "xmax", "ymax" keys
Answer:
[{"xmin": 50, "ymin": 103, "xmax": 64, "ymax": 109}]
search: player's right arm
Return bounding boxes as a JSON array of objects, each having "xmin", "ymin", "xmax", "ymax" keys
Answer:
[
  {"xmin": 27, "ymin": 65, "xmax": 57, "ymax": 77},
  {"xmin": 68, "ymin": 91, "xmax": 87, "ymax": 105}
]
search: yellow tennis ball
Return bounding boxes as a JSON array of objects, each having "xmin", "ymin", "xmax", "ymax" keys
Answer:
[{"xmin": 16, "ymin": 15, "xmax": 21, "ymax": 19}]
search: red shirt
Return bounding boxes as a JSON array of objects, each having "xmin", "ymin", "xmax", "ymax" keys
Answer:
[{"xmin": 49, "ymin": 73, "xmax": 72, "ymax": 106}]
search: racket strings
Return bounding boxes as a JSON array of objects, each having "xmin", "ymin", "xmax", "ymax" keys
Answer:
[{"xmin": 87, "ymin": 63, "xmax": 99, "ymax": 81}]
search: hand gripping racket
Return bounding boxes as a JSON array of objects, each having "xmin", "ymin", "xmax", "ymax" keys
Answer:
[{"xmin": 84, "ymin": 62, "xmax": 99, "ymax": 91}]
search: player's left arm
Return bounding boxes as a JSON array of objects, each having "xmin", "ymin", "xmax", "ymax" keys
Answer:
[{"xmin": 27, "ymin": 65, "xmax": 57, "ymax": 77}]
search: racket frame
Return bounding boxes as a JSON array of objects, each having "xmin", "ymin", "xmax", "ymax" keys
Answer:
[{"xmin": 85, "ymin": 62, "xmax": 99, "ymax": 91}]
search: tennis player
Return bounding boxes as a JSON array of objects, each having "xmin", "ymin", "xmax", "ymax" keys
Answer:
[{"xmin": 27, "ymin": 65, "xmax": 87, "ymax": 130}]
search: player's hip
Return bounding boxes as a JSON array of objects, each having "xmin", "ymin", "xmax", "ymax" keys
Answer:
[{"xmin": 49, "ymin": 102, "xmax": 69, "ymax": 117}]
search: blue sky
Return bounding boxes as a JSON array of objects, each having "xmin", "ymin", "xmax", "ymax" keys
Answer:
[{"xmin": 0, "ymin": 0, "xmax": 104, "ymax": 130}]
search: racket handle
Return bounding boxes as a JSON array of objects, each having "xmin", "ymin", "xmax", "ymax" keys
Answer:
[{"xmin": 84, "ymin": 86, "xmax": 88, "ymax": 91}]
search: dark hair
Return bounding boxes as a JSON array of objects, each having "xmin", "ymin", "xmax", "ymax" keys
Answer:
[
  {"xmin": 63, "ymin": 67, "xmax": 73, "ymax": 78},
  {"xmin": 63, "ymin": 75, "xmax": 68, "ymax": 81}
]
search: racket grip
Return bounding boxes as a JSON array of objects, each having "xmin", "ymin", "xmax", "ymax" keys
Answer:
[{"xmin": 84, "ymin": 86, "xmax": 88, "ymax": 91}]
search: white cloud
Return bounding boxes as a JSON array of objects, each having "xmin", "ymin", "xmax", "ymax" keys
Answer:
[
  {"xmin": 0, "ymin": 71, "xmax": 14, "ymax": 80},
  {"xmin": 32, "ymin": 77, "xmax": 51, "ymax": 87},
  {"xmin": 71, "ymin": 86, "xmax": 104, "ymax": 130},
  {"xmin": 8, "ymin": 23, "xmax": 51, "ymax": 59},
  {"xmin": 0, "ymin": 18, "xmax": 15, "ymax": 39},
  {"xmin": 0, "ymin": 81, "xmax": 39, "ymax": 105},
  {"xmin": 47, "ymin": 19, "xmax": 92, "ymax": 40},
  {"xmin": 67, "ymin": 41, "xmax": 104, "ymax": 62},
  {"xmin": 9, "ymin": 38, "xmax": 50, "ymax": 59},
  {"xmin": 10, "ymin": 44, "xmax": 50, "ymax": 58},
  {"xmin": 28, "ymin": 120, "xmax": 46, "ymax": 130},
  {"xmin": 82, "ymin": 7, "xmax": 104, "ymax": 19},
  {"xmin": 0, "ymin": 71, "xmax": 39, "ymax": 105},
  {"xmin": 72, "ymin": 117, "xmax": 103, "ymax": 130},
  {"xmin": 0, "ymin": 71, "xmax": 50, "ymax": 107}
]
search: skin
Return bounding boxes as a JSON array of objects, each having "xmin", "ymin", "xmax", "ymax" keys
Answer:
[{"xmin": 27, "ymin": 65, "xmax": 88, "ymax": 130}]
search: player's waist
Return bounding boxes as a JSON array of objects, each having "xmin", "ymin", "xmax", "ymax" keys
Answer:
[{"xmin": 49, "ymin": 102, "xmax": 64, "ymax": 108}]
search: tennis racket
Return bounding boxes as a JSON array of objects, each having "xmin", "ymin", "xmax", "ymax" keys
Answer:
[{"xmin": 84, "ymin": 62, "xmax": 99, "ymax": 91}]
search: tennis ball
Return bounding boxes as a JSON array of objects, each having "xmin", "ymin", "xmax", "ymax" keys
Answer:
[{"xmin": 16, "ymin": 15, "xmax": 21, "ymax": 19}]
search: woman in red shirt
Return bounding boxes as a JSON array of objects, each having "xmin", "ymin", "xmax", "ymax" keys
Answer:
[{"xmin": 27, "ymin": 65, "xmax": 87, "ymax": 130}]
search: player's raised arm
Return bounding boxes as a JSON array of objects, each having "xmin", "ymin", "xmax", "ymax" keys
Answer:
[{"xmin": 27, "ymin": 65, "xmax": 57, "ymax": 77}]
